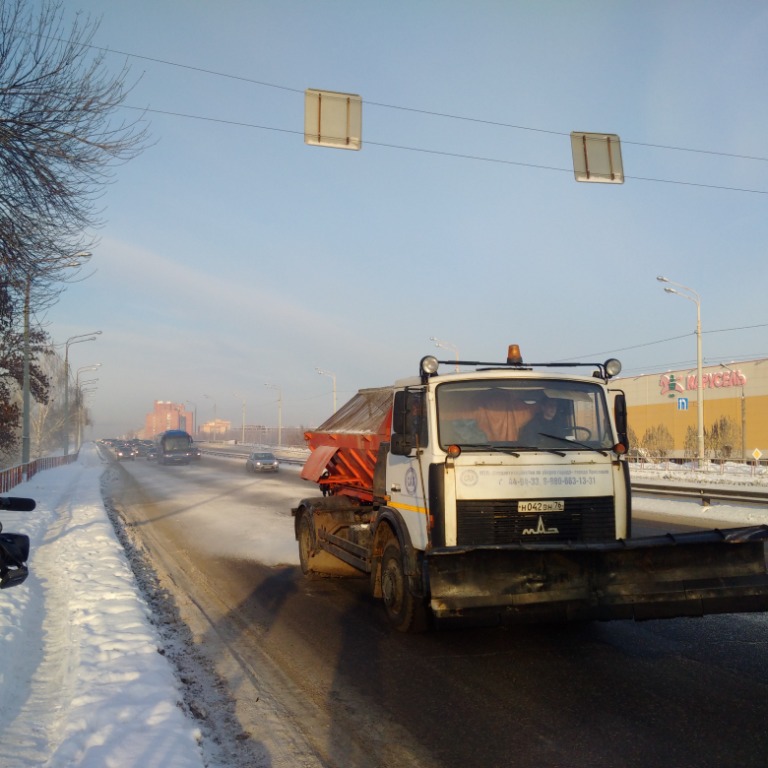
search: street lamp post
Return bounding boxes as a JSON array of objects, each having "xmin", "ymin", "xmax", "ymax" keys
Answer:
[
  {"xmin": 265, "ymin": 383, "xmax": 283, "ymax": 447},
  {"xmin": 429, "ymin": 336, "xmax": 460, "ymax": 372},
  {"xmin": 21, "ymin": 278, "xmax": 31, "ymax": 468},
  {"xmin": 77, "ymin": 388, "xmax": 98, "ymax": 449},
  {"xmin": 76, "ymin": 365, "xmax": 101, "ymax": 386},
  {"xmin": 74, "ymin": 365, "xmax": 100, "ymax": 450},
  {"xmin": 233, "ymin": 393, "xmax": 246, "ymax": 443},
  {"xmin": 63, "ymin": 331, "xmax": 102, "ymax": 455},
  {"xmin": 186, "ymin": 400, "xmax": 198, "ymax": 437},
  {"xmin": 315, "ymin": 368, "xmax": 337, "ymax": 413},
  {"xmin": 720, "ymin": 363, "xmax": 747, "ymax": 462},
  {"xmin": 657, "ymin": 276, "xmax": 704, "ymax": 466},
  {"xmin": 75, "ymin": 377, "xmax": 99, "ymax": 450}
]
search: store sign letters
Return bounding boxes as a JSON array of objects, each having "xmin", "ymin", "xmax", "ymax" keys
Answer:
[{"xmin": 659, "ymin": 370, "xmax": 746, "ymax": 398}]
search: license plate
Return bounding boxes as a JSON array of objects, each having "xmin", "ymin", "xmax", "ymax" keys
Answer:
[{"xmin": 517, "ymin": 500, "xmax": 565, "ymax": 513}]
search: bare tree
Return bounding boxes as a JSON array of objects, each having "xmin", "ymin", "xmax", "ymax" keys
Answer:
[
  {"xmin": 0, "ymin": 0, "xmax": 149, "ymax": 286},
  {"xmin": 0, "ymin": 0, "xmax": 149, "ymax": 459}
]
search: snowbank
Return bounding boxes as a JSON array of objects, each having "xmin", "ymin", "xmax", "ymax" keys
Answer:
[{"xmin": 0, "ymin": 444, "xmax": 206, "ymax": 768}]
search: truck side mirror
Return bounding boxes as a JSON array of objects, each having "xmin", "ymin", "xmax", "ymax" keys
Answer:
[
  {"xmin": 392, "ymin": 390, "xmax": 407, "ymax": 435},
  {"xmin": 614, "ymin": 392, "xmax": 629, "ymax": 448},
  {"xmin": 390, "ymin": 433, "xmax": 416, "ymax": 456},
  {"xmin": 391, "ymin": 389, "xmax": 427, "ymax": 455}
]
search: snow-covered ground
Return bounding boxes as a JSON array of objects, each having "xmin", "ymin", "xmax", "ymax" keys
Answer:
[
  {"xmin": 630, "ymin": 460, "xmax": 768, "ymax": 527},
  {"xmin": 631, "ymin": 457, "xmax": 768, "ymax": 489},
  {"xmin": 0, "ymin": 444, "xmax": 208, "ymax": 768},
  {"xmin": 0, "ymin": 445, "xmax": 766, "ymax": 768}
]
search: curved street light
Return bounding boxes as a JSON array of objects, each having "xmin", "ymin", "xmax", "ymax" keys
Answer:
[
  {"xmin": 76, "ymin": 364, "xmax": 101, "ymax": 385},
  {"xmin": 657, "ymin": 276, "xmax": 703, "ymax": 465},
  {"xmin": 264, "ymin": 383, "xmax": 283, "ymax": 447},
  {"xmin": 429, "ymin": 336, "xmax": 460, "ymax": 372},
  {"xmin": 315, "ymin": 368, "xmax": 337, "ymax": 413},
  {"xmin": 76, "ymin": 382, "xmax": 99, "ymax": 450},
  {"xmin": 63, "ymin": 331, "xmax": 102, "ymax": 456}
]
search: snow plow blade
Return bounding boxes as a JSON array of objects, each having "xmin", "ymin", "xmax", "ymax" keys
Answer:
[{"xmin": 426, "ymin": 526, "xmax": 768, "ymax": 626}]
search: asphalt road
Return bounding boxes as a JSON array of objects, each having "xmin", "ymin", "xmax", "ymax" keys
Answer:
[{"xmin": 105, "ymin": 454, "xmax": 768, "ymax": 768}]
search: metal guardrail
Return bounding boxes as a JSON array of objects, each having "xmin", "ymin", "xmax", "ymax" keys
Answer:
[
  {"xmin": 199, "ymin": 444, "xmax": 309, "ymax": 465},
  {"xmin": 631, "ymin": 481, "xmax": 768, "ymax": 506},
  {"xmin": 628, "ymin": 457, "xmax": 768, "ymax": 476}
]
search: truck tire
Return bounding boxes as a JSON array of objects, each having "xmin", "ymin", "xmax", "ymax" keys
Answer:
[
  {"xmin": 297, "ymin": 511, "xmax": 315, "ymax": 575},
  {"xmin": 380, "ymin": 538, "xmax": 428, "ymax": 633}
]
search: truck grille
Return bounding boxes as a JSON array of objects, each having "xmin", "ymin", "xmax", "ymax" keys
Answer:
[{"xmin": 456, "ymin": 497, "xmax": 615, "ymax": 545}]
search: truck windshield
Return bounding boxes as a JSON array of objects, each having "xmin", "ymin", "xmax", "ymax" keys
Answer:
[
  {"xmin": 163, "ymin": 436, "xmax": 191, "ymax": 450},
  {"xmin": 436, "ymin": 379, "xmax": 615, "ymax": 451}
]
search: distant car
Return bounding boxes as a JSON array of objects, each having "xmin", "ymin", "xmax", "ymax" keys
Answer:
[
  {"xmin": 192, "ymin": 445, "xmax": 202, "ymax": 460},
  {"xmin": 114, "ymin": 444, "xmax": 134, "ymax": 461},
  {"xmin": 246, "ymin": 451, "xmax": 279, "ymax": 473}
]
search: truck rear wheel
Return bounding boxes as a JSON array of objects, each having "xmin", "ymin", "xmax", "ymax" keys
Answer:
[
  {"xmin": 380, "ymin": 538, "xmax": 428, "ymax": 633},
  {"xmin": 297, "ymin": 511, "xmax": 316, "ymax": 575}
]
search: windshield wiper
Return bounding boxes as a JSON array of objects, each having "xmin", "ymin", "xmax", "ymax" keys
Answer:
[
  {"xmin": 537, "ymin": 432, "xmax": 608, "ymax": 456},
  {"xmin": 457, "ymin": 443, "xmax": 522, "ymax": 457},
  {"xmin": 517, "ymin": 443, "xmax": 567, "ymax": 456},
  {"xmin": 454, "ymin": 443, "xmax": 569, "ymax": 457}
]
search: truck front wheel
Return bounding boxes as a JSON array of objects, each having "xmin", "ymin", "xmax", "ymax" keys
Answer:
[{"xmin": 380, "ymin": 538, "xmax": 427, "ymax": 633}]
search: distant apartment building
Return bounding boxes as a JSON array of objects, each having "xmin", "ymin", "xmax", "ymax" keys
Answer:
[
  {"xmin": 144, "ymin": 401, "xmax": 194, "ymax": 439},
  {"xmin": 201, "ymin": 418, "xmax": 231, "ymax": 441}
]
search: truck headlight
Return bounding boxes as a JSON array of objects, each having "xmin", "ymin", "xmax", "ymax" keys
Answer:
[
  {"xmin": 420, "ymin": 355, "xmax": 439, "ymax": 376},
  {"xmin": 604, "ymin": 358, "xmax": 622, "ymax": 378}
]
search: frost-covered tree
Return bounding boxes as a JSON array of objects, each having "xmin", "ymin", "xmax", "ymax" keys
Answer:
[
  {"xmin": 708, "ymin": 416, "xmax": 739, "ymax": 460},
  {"xmin": 641, "ymin": 424, "xmax": 674, "ymax": 459},
  {"xmin": 0, "ymin": 283, "xmax": 51, "ymax": 460}
]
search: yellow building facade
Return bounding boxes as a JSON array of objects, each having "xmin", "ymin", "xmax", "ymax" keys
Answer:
[{"xmin": 616, "ymin": 359, "xmax": 768, "ymax": 461}]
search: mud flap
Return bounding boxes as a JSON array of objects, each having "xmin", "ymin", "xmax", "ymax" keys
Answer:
[{"xmin": 425, "ymin": 526, "xmax": 768, "ymax": 626}]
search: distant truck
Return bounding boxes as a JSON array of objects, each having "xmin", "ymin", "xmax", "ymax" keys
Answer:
[
  {"xmin": 293, "ymin": 345, "xmax": 768, "ymax": 631},
  {"xmin": 154, "ymin": 430, "xmax": 194, "ymax": 466}
]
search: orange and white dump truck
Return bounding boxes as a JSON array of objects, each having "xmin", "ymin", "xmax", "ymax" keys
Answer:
[{"xmin": 293, "ymin": 346, "xmax": 768, "ymax": 631}]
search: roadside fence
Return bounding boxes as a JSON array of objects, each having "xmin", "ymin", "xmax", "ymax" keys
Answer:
[{"xmin": 0, "ymin": 453, "xmax": 79, "ymax": 493}]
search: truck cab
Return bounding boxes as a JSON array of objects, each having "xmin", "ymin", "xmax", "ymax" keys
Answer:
[{"xmin": 387, "ymin": 363, "xmax": 631, "ymax": 555}]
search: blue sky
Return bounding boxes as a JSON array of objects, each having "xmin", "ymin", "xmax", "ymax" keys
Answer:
[{"xmin": 41, "ymin": 0, "xmax": 768, "ymax": 438}]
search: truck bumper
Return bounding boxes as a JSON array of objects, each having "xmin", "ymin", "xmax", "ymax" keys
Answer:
[{"xmin": 426, "ymin": 526, "xmax": 768, "ymax": 626}]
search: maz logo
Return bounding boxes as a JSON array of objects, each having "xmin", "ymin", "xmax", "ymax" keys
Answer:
[{"xmin": 522, "ymin": 516, "xmax": 560, "ymax": 535}]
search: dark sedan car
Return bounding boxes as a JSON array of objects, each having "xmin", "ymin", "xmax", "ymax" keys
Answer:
[
  {"xmin": 245, "ymin": 451, "xmax": 279, "ymax": 473},
  {"xmin": 114, "ymin": 443, "xmax": 135, "ymax": 461}
]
